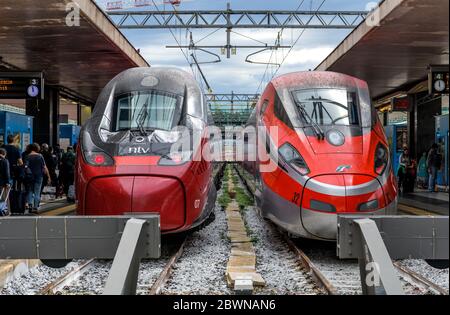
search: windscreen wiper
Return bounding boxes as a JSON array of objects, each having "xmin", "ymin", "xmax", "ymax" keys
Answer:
[
  {"xmin": 297, "ymin": 102, "xmax": 325, "ymax": 140},
  {"xmin": 135, "ymin": 94, "xmax": 152, "ymax": 137}
]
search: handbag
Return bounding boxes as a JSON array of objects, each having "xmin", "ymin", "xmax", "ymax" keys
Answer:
[{"xmin": 23, "ymin": 160, "xmax": 34, "ymax": 184}]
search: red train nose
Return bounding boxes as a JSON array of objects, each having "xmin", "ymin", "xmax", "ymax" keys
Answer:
[
  {"xmin": 301, "ymin": 174, "xmax": 386, "ymax": 239},
  {"xmin": 84, "ymin": 176, "xmax": 185, "ymax": 231},
  {"xmin": 302, "ymin": 174, "xmax": 386, "ymax": 212}
]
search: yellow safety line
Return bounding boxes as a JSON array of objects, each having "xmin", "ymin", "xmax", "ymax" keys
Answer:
[
  {"xmin": 41, "ymin": 204, "xmax": 76, "ymax": 216},
  {"xmin": 397, "ymin": 204, "xmax": 437, "ymax": 216}
]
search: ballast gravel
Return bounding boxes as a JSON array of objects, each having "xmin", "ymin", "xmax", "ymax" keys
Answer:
[
  {"xmin": 398, "ymin": 259, "xmax": 449, "ymax": 292},
  {"xmin": 242, "ymin": 205, "xmax": 322, "ymax": 295},
  {"xmin": 1, "ymin": 260, "xmax": 87, "ymax": 295},
  {"xmin": 161, "ymin": 188, "xmax": 232, "ymax": 295}
]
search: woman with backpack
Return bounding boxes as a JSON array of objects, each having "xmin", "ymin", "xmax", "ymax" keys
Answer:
[{"xmin": 23, "ymin": 143, "xmax": 50, "ymax": 214}]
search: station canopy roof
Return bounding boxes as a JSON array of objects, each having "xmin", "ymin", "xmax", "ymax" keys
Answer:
[
  {"xmin": 0, "ymin": 0, "xmax": 149, "ymax": 104},
  {"xmin": 316, "ymin": 0, "xmax": 449, "ymax": 100}
]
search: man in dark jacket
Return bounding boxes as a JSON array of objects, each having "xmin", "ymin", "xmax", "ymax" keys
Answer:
[
  {"xmin": 60, "ymin": 146, "xmax": 76, "ymax": 196},
  {"xmin": 0, "ymin": 148, "xmax": 11, "ymax": 187},
  {"xmin": 2, "ymin": 134, "xmax": 23, "ymax": 180},
  {"xmin": 0, "ymin": 148, "xmax": 11, "ymax": 215}
]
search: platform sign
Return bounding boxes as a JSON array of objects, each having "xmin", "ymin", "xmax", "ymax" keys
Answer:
[
  {"xmin": 395, "ymin": 126, "xmax": 408, "ymax": 152},
  {"xmin": 0, "ymin": 72, "xmax": 44, "ymax": 100},
  {"xmin": 391, "ymin": 96, "xmax": 410, "ymax": 112},
  {"xmin": 429, "ymin": 65, "xmax": 449, "ymax": 95}
]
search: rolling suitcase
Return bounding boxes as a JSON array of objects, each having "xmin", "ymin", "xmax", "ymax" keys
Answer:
[
  {"xmin": 9, "ymin": 182, "xmax": 27, "ymax": 215},
  {"xmin": 67, "ymin": 185, "xmax": 75, "ymax": 203},
  {"xmin": 0, "ymin": 186, "xmax": 11, "ymax": 216}
]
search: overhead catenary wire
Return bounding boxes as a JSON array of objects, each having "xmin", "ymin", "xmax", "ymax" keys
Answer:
[
  {"xmin": 254, "ymin": 0, "xmax": 307, "ymax": 95},
  {"xmin": 231, "ymin": 30, "xmax": 268, "ymax": 46},
  {"xmin": 151, "ymin": 0, "xmax": 213, "ymax": 92},
  {"xmin": 194, "ymin": 27, "xmax": 225, "ymax": 45},
  {"xmin": 150, "ymin": 1, "xmax": 195, "ymax": 75},
  {"xmin": 271, "ymin": 0, "xmax": 327, "ymax": 79}
]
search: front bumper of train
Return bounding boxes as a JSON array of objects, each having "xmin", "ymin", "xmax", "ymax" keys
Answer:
[
  {"xmin": 299, "ymin": 198, "xmax": 398, "ymax": 240},
  {"xmin": 76, "ymin": 157, "xmax": 215, "ymax": 234},
  {"xmin": 262, "ymin": 183, "xmax": 398, "ymax": 241}
]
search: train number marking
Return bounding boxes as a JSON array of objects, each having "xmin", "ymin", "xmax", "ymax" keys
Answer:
[{"xmin": 292, "ymin": 192, "xmax": 301, "ymax": 205}]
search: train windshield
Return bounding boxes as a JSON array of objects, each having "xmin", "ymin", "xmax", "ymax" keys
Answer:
[
  {"xmin": 293, "ymin": 89, "xmax": 360, "ymax": 126},
  {"xmin": 114, "ymin": 91, "xmax": 180, "ymax": 132}
]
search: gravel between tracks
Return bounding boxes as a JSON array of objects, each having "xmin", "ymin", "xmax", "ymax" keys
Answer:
[
  {"xmin": 161, "ymin": 188, "xmax": 232, "ymax": 295},
  {"xmin": 60, "ymin": 259, "xmax": 170, "ymax": 295},
  {"xmin": 242, "ymin": 205, "xmax": 323, "ymax": 295},
  {"xmin": 1, "ymin": 260, "xmax": 87, "ymax": 295},
  {"xmin": 397, "ymin": 259, "xmax": 449, "ymax": 292},
  {"xmin": 300, "ymin": 245, "xmax": 363, "ymax": 295}
]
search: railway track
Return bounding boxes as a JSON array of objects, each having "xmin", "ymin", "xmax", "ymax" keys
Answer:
[
  {"xmin": 233, "ymin": 165, "xmax": 449, "ymax": 296},
  {"xmin": 394, "ymin": 262, "xmax": 449, "ymax": 295},
  {"xmin": 34, "ymin": 237, "xmax": 187, "ymax": 295},
  {"xmin": 148, "ymin": 237, "xmax": 187, "ymax": 295},
  {"xmin": 37, "ymin": 259, "xmax": 96, "ymax": 295}
]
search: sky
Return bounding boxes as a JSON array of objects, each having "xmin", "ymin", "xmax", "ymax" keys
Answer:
[{"xmin": 95, "ymin": 0, "xmax": 380, "ymax": 95}]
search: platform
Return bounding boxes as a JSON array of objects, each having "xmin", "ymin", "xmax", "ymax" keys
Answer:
[{"xmin": 399, "ymin": 190, "xmax": 449, "ymax": 216}]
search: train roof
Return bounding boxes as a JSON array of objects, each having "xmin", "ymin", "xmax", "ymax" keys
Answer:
[
  {"xmin": 271, "ymin": 71, "xmax": 368, "ymax": 91},
  {"xmin": 91, "ymin": 67, "xmax": 205, "ymax": 120}
]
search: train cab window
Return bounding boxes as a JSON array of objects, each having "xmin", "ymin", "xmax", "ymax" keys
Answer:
[
  {"xmin": 274, "ymin": 93, "xmax": 294, "ymax": 129},
  {"xmin": 114, "ymin": 91, "xmax": 180, "ymax": 132},
  {"xmin": 260, "ymin": 100, "xmax": 269, "ymax": 116},
  {"xmin": 293, "ymin": 89, "xmax": 360, "ymax": 126}
]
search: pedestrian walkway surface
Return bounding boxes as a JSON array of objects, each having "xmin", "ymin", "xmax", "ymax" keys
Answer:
[{"xmin": 399, "ymin": 189, "xmax": 449, "ymax": 215}]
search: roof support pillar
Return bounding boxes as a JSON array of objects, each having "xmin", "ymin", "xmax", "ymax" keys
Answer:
[{"xmin": 26, "ymin": 86, "xmax": 60, "ymax": 147}]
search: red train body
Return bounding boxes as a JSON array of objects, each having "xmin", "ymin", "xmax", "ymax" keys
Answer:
[
  {"xmin": 243, "ymin": 71, "xmax": 398, "ymax": 240},
  {"xmin": 76, "ymin": 67, "xmax": 216, "ymax": 234}
]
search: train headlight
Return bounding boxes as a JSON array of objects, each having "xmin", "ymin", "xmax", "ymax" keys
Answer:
[
  {"xmin": 81, "ymin": 131, "xmax": 115, "ymax": 167},
  {"xmin": 84, "ymin": 152, "xmax": 114, "ymax": 167},
  {"xmin": 374, "ymin": 143, "xmax": 388, "ymax": 175},
  {"xmin": 326, "ymin": 130, "xmax": 345, "ymax": 146},
  {"xmin": 278, "ymin": 143, "xmax": 310, "ymax": 176}
]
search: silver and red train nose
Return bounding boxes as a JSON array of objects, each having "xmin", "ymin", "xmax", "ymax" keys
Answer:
[{"xmin": 300, "ymin": 173, "xmax": 397, "ymax": 239}]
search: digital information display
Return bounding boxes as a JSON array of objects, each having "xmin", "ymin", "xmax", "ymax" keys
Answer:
[
  {"xmin": 0, "ymin": 72, "xmax": 44, "ymax": 100},
  {"xmin": 391, "ymin": 96, "xmax": 410, "ymax": 112}
]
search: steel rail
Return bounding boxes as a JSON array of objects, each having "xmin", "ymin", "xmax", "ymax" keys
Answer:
[
  {"xmin": 232, "ymin": 165, "xmax": 337, "ymax": 295},
  {"xmin": 37, "ymin": 259, "xmax": 96, "ymax": 295},
  {"xmin": 148, "ymin": 237, "xmax": 187, "ymax": 295},
  {"xmin": 394, "ymin": 262, "xmax": 449, "ymax": 295}
]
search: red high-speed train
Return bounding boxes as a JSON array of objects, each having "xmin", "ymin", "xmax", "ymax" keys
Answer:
[
  {"xmin": 242, "ymin": 71, "xmax": 398, "ymax": 240},
  {"xmin": 75, "ymin": 67, "xmax": 216, "ymax": 234}
]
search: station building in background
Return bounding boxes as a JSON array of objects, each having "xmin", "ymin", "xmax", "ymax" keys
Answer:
[
  {"xmin": 316, "ymin": 0, "xmax": 449, "ymax": 188},
  {"xmin": 0, "ymin": 0, "xmax": 148, "ymax": 151}
]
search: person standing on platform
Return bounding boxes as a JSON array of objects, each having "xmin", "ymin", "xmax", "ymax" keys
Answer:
[
  {"xmin": 427, "ymin": 143, "xmax": 442, "ymax": 193},
  {"xmin": 417, "ymin": 151, "xmax": 429, "ymax": 189},
  {"xmin": 397, "ymin": 146, "xmax": 414, "ymax": 193},
  {"xmin": 60, "ymin": 146, "xmax": 76, "ymax": 197},
  {"xmin": 41, "ymin": 144, "xmax": 57, "ymax": 191},
  {"xmin": 2, "ymin": 135, "xmax": 24, "ymax": 214},
  {"xmin": 41, "ymin": 144, "xmax": 50, "ymax": 192},
  {"xmin": 23, "ymin": 143, "xmax": 50, "ymax": 214}
]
